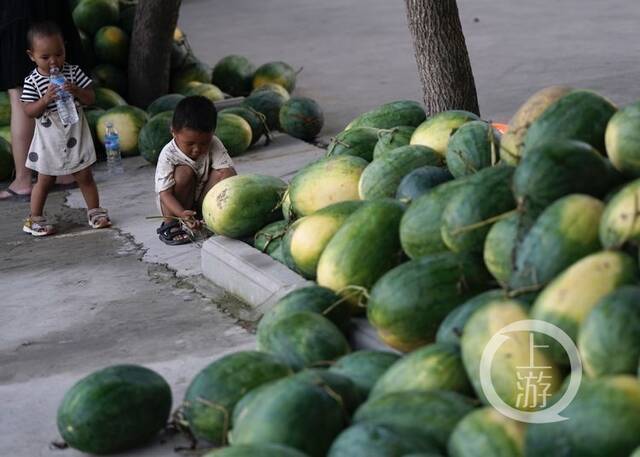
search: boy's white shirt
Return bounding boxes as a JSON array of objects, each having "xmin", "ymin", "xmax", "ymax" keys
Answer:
[{"xmin": 155, "ymin": 136, "xmax": 234, "ymax": 197}]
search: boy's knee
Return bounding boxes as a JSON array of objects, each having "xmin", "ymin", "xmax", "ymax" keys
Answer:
[
  {"xmin": 74, "ymin": 170, "xmax": 93, "ymax": 185},
  {"xmin": 174, "ymin": 165, "xmax": 196, "ymax": 186}
]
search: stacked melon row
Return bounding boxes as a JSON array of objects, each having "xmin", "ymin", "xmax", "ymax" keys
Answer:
[
  {"xmin": 193, "ymin": 87, "xmax": 640, "ymax": 456},
  {"xmin": 69, "ymin": 0, "xmax": 324, "ymax": 166}
]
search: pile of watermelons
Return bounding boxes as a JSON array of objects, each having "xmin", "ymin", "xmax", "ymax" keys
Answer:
[{"xmin": 56, "ymin": 86, "xmax": 640, "ymax": 456}]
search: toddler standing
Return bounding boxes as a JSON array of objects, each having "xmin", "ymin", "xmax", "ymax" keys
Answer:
[{"xmin": 21, "ymin": 20, "xmax": 110, "ymax": 236}]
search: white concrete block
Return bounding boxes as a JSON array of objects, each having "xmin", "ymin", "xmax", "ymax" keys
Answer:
[{"xmin": 201, "ymin": 236, "xmax": 312, "ymax": 319}]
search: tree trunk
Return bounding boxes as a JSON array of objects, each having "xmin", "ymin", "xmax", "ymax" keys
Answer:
[
  {"xmin": 128, "ymin": 0, "xmax": 181, "ymax": 108},
  {"xmin": 404, "ymin": 0, "xmax": 480, "ymax": 116}
]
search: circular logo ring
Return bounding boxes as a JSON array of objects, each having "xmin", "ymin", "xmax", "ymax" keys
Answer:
[{"xmin": 479, "ymin": 319, "xmax": 582, "ymax": 424}]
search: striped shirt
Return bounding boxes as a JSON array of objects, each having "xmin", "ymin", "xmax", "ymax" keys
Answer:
[{"xmin": 21, "ymin": 63, "xmax": 92, "ymax": 112}]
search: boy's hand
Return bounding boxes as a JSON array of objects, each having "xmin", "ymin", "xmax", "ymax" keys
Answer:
[
  {"xmin": 180, "ymin": 210, "xmax": 202, "ymax": 229},
  {"xmin": 43, "ymin": 83, "xmax": 59, "ymax": 104}
]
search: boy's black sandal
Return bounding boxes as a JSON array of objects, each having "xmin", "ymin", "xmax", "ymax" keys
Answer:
[{"xmin": 157, "ymin": 220, "xmax": 192, "ymax": 246}]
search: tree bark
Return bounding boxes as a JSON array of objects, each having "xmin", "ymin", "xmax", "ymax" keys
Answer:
[
  {"xmin": 128, "ymin": 0, "xmax": 181, "ymax": 108},
  {"xmin": 405, "ymin": 0, "xmax": 480, "ymax": 116}
]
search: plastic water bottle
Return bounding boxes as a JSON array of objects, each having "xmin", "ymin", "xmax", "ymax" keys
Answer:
[
  {"xmin": 49, "ymin": 66, "xmax": 79, "ymax": 125},
  {"xmin": 104, "ymin": 122, "xmax": 124, "ymax": 175}
]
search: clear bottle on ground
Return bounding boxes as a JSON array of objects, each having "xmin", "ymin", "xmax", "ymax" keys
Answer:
[
  {"xmin": 104, "ymin": 122, "xmax": 124, "ymax": 175},
  {"xmin": 49, "ymin": 66, "xmax": 79, "ymax": 125}
]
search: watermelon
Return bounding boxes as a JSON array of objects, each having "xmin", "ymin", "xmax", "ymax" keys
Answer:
[
  {"xmin": 257, "ymin": 311, "xmax": 350, "ymax": 370},
  {"xmin": 185, "ymin": 83, "xmax": 225, "ymax": 102},
  {"xmin": 183, "ymin": 351, "xmax": 291, "ymax": 444},
  {"xmin": 251, "ymin": 83, "xmax": 291, "ymax": 100},
  {"xmin": 461, "ymin": 298, "xmax": 563, "ymax": 408},
  {"xmin": 203, "ymin": 444, "xmax": 309, "ymax": 457},
  {"xmin": 445, "ymin": 120, "xmax": 500, "ymax": 178},
  {"xmin": 513, "ymin": 139, "xmax": 615, "ymax": 223},
  {"xmin": 252, "ymin": 61, "xmax": 297, "ymax": 93},
  {"xmin": 367, "ymin": 251, "xmax": 489, "ymax": 352},
  {"xmin": 202, "ymin": 174, "xmax": 287, "ymax": 238},
  {"xmin": 605, "ymin": 101, "xmax": 640, "ymax": 176},
  {"xmin": 85, "ymin": 108, "xmax": 105, "ymax": 139},
  {"xmin": 282, "ymin": 201, "xmax": 364, "ymax": 278},
  {"xmin": 579, "ymin": 286, "xmax": 640, "ymax": 378},
  {"xmin": 293, "ymin": 369, "xmax": 361, "ymax": 414},
  {"xmin": 599, "ymin": 179, "xmax": 640, "ymax": 248},
  {"xmin": 0, "ymin": 125, "xmax": 11, "ymax": 144},
  {"xmin": 345, "ymin": 100, "xmax": 426, "ymax": 131},
  {"xmin": 499, "ymin": 85, "xmax": 573, "ymax": 165},
  {"xmin": 523, "ymin": 89, "xmax": 617, "ymax": 155},
  {"xmin": 509, "ymin": 194, "xmax": 604, "ymax": 294},
  {"xmin": 632, "ymin": 448, "xmax": 640, "ymax": 457},
  {"xmin": 96, "ymin": 105, "xmax": 148, "ymax": 156},
  {"xmin": 0, "ymin": 137, "xmax": 13, "ymax": 181},
  {"xmin": 435, "ymin": 289, "xmax": 506, "ymax": 346},
  {"xmin": 448, "ymin": 407, "xmax": 526, "ymax": 457},
  {"xmin": 282, "ymin": 191, "xmax": 294, "ymax": 222},
  {"xmin": 326, "ymin": 127, "xmax": 380, "ymax": 162},
  {"xmin": 215, "ymin": 113, "xmax": 252, "ymax": 157},
  {"xmin": 171, "ymin": 61, "xmax": 213, "ymax": 94},
  {"xmin": 328, "ymin": 422, "xmax": 442, "ymax": 457},
  {"xmin": 441, "ymin": 165, "xmax": 516, "ymax": 253},
  {"xmin": 212, "ymin": 55, "xmax": 255, "ymax": 97},
  {"xmin": 483, "ymin": 213, "xmax": 519, "ymax": 286},
  {"xmin": 370, "ymin": 343, "xmax": 471, "ymax": 398},
  {"xmin": 254, "ymin": 220, "xmax": 288, "ymax": 256},
  {"xmin": 525, "ymin": 376, "xmax": 640, "ymax": 457},
  {"xmin": 316, "ymin": 200, "xmax": 405, "ymax": 311},
  {"xmin": 328, "ymin": 351, "xmax": 401, "ymax": 401},
  {"xmin": 242, "ymin": 89, "xmax": 289, "ymax": 131},
  {"xmin": 147, "ymin": 93, "xmax": 184, "ymax": 118},
  {"xmin": 353, "ymin": 390, "xmax": 476, "ymax": 450},
  {"xmin": 279, "ymin": 97, "xmax": 324, "ymax": 141},
  {"xmin": 171, "ymin": 42, "xmax": 190, "ymax": 71},
  {"xmin": 530, "ymin": 250, "xmax": 638, "ymax": 364},
  {"xmin": 57, "ymin": 365, "xmax": 171, "ymax": 454},
  {"xmin": 410, "ymin": 110, "xmax": 480, "ymax": 157},
  {"xmin": 0, "ymin": 91, "xmax": 10, "ymax": 126},
  {"xmin": 94, "ymin": 26, "xmax": 129, "ymax": 67},
  {"xmin": 0, "ymin": 92, "xmax": 11, "ymax": 127},
  {"xmin": 93, "ymin": 87, "xmax": 127, "ymax": 110},
  {"xmin": 372, "ymin": 126, "xmax": 416, "ymax": 160},
  {"xmin": 221, "ymin": 107, "xmax": 267, "ymax": 146},
  {"xmin": 229, "ymin": 376, "xmax": 346, "ymax": 457},
  {"xmin": 257, "ymin": 286, "xmax": 350, "ymax": 347},
  {"xmin": 138, "ymin": 111, "xmax": 172, "ymax": 164},
  {"xmin": 91, "ymin": 63, "xmax": 127, "ymax": 96},
  {"xmin": 395, "ymin": 166, "xmax": 453, "ymax": 203},
  {"xmin": 78, "ymin": 29, "xmax": 96, "ymax": 68},
  {"xmin": 288, "ymin": 156, "xmax": 368, "ymax": 217},
  {"xmin": 73, "ymin": 0, "xmax": 119, "ymax": 35},
  {"xmin": 399, "ymin": 177, "xmax": 472, "ymax": 258},
  {"xmin": 358, "ymin": 145, "xmax": 442, "ymax": 200}
]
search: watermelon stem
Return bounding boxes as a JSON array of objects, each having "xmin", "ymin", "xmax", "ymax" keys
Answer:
[
  {"xmin": 295, "ymin": 66, "xmax": 304, "ymax": 76},
  {"xmin": 335, "ymin": 285, "xmax": 370, "ymax": 308},
  {"xmin": 450, "ymin": 209, "xmax": 517, "ymax": 236},
  {"xmin": 193, "ymin": 397, "xmax": 230, "ymax": 446}
]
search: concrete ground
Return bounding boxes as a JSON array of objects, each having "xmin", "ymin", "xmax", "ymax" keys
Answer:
[{"xmin": 2, "ymin": 0, "xmax": 640, "ymax": 456}]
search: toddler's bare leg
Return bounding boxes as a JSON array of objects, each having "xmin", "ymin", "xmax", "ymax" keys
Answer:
[
  {"xmin": 73, "ymin": 168, "xmax": 100, "ymax": 209},
  {"xmin": 30, "ymin": 174, "xmax": 56, "ymax": 217}
]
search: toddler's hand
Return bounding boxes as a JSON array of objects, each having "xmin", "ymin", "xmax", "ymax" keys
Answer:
[
  {"xmin": 63, "ymin": 81, "xmax": 79, "ymax": 96},
  {"xmin": 43, "ymin": 83, "xmax": 59, "ymax": 104}
]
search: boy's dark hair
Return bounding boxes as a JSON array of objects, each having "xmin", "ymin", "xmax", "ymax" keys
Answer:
[
  {"xmin": 27, "ymin": 21, "xmax": 63, "ymax": 49},
  {"xmin": 172, "ymin": 96, "xmax": 217, "ymax": 133}
]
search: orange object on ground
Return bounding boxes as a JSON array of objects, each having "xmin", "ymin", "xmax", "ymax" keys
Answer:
[{"xmin": 491, "ymin": 122, "xmax": 509, "ymax": 134}]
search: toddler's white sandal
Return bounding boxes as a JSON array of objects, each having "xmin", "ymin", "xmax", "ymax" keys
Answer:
[
  {"xmin": 23, "ymin": 216, "xmax": 56, "ymax": 236},
  {"xmin": 88, "ymin": 207, "xmax": 111, "ymax": 229}
]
